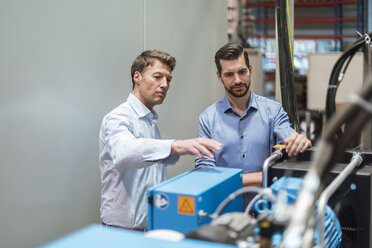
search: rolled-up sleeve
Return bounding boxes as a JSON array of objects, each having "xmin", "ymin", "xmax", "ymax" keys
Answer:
[
  {"xmin": 273, "ymin": 105, "xmax": 294, "ymax": 143},
  {"xmin": 102, "ymin": 115, "xmax": 179, "ymax": 170}
]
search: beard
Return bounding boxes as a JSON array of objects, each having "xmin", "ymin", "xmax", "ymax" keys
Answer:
[{"xmin": 223, "ymin": 81, "xmax": 250, "ymax": 98}]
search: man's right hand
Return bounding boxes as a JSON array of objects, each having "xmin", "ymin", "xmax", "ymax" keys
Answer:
[{"xmin": 171, "ymin": 138, "xmax": 222, "ymax": 160}]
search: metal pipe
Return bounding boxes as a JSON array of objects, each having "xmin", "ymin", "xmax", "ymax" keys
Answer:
[
  {"xmin": 262, "ymin": 149, "xmax": 283, "ymax": 188},
  {"xmin": 317, "ymin": 153, "xmax": 363, "ymax": 247}
]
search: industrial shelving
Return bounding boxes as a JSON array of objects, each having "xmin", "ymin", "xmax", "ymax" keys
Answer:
[
  {"xmin": 241, "ymin": 0, "xmax": 365, "ymax": 105},
  {"xmin": 245, "ymin": 0, "xmax": 363, "ymax": 45}
]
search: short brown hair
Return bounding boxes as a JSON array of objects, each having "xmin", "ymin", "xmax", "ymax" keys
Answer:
[
  {"xmin": 215, "ymin": 43, "xmax": 250, "ymax": 75},
  {"xmin": 131, "ymin": 50, "xmax": 176, "ymax": 89}
]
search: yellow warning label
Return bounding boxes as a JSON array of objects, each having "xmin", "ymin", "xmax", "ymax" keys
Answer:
[{"xmin": 178, "ymin": 196, "xmax": 195, "ymax": 215}]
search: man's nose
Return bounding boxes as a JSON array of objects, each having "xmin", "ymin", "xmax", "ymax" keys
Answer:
[
  {"xmin": 159, "ymin": 78, "xmax": 168, "ymax": 88},
  {"xmin": 233, "ymin": 74, "xmax": 240, "ymax": 83}
]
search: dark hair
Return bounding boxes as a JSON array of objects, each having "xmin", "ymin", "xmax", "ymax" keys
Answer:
[
  {"xmin": 131, "ymin": 50, "xmax": 176, "ymax": 89},
  {"xmin": 214, "ymin": 43, "xmax": 250, "ymax": 74}
]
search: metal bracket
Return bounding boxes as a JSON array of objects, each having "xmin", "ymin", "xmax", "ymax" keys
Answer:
[{"xmin": 357, "ymin": 31, "xmax": 372, "ymax": 46}]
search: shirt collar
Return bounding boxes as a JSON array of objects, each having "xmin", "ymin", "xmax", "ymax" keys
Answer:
[
  {"xmin": 127, "ymin": 93, "xmax": 158, "ymax": 120},
  {"xmin": 222, "ymin": 92, "xmax": 258, "ymax": 114}
]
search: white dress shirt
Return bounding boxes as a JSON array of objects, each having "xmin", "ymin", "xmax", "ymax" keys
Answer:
[{"xmin": 99, "ymin": 93, "xmax": 179, "ymax": 229}]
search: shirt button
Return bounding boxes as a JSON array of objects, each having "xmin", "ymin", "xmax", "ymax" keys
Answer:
[
  {"xmin": 242, "ymin": 154, "xmax": 245, "ymax": 158},
  {"xmin": 241, "ymin": 135, "xmax": 244, "ymax": 139}
]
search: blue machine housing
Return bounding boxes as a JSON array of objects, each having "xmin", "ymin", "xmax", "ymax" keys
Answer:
[
  {"xmin": 255, "ymin": 177, "xmax": 342, "ymax": 248},
  {"xmin": 42, "ymin": 224, "xmax": 237, "ymax": 248},
  {"xmin": 148, "ymin": 166, "xmax": 243, "ymax": 234}
]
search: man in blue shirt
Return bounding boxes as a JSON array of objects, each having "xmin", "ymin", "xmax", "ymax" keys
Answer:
[
  {"xmin": 195, "ymin": 43, "xmax": 311, "ymax": 187},
  {"xmin": 99, "ymin": 50, "xmax": 222, "ymax": 231}
]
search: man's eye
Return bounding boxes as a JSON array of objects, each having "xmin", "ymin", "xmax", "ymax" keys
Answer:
[
  {"xmin": 224, "ymin": 73, "xmax": 233, "ymax": 77},
  {"xmin": 238, "ymin": 69, "xmax": 247, "ymax": 75}
]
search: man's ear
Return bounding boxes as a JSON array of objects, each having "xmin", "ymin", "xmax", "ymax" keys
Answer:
[
  {"xmin": 133, "ymin": 71, "xmax": 142, "ymax": 85},
  {"xmin": 217, "ymin": 71, "xmax": 222, "ymax": 82}
]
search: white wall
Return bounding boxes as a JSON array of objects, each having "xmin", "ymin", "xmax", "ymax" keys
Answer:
[{"xmin": 0, "ymin": 1, "xmax": 227, "ymax": 247}]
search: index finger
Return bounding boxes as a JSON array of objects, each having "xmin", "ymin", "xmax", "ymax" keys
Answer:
[{"xmin": 198, "ymin": 138, "xmax": 222, "ymax": 151}]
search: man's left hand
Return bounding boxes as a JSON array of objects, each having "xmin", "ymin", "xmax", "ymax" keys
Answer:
[{"xmin": 284, "ymin": 132, "xmax": 312, "ymax": 157}]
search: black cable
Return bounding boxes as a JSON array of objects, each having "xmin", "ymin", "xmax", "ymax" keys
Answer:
[
  {"xmin": 327, "ymin": 53, "xmax": 356, "ymax": 138},
  {"xmin": 326, "ymin": 33, "xmax": 372, "ymax": 121},
  {"xmin": 326, "ymin": 42, "xmax": 361, "ymax": 119},
  {"xmin": 326, "ymin": 40, "xmax": 363, "ymax": 119},
  {"xmin": 276, "ymin": 0, "xmax": 299, "ymax": 131},
  {"xmin": 342, "ymin": 53, "xmax": 355, "ymax": 75}
]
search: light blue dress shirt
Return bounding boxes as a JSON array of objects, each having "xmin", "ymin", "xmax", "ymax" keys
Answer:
[
  {"xmin": 196, "ymin": 92, "xmax": 294, "ymax": 173},
  {"xmin": 99, "ymin": 94, "xmax": 179, "ymax": 229}
]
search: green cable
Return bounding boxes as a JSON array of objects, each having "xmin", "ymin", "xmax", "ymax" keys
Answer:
[{"xmin": 286, "ymin": 0, "xmax": 294, "ymax": 71}]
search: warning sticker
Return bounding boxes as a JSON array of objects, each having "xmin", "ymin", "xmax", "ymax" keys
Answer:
[{"xmin": 178, "ymin": 196, "xmax": 195, "ymax": 215}]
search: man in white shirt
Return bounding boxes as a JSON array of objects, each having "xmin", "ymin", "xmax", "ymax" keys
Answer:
[{"xmin": 99, "ymin": 50, "xmax": 221, "ymax": 231}]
